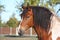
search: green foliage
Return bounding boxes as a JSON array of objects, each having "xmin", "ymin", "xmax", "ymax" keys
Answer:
[
  {"xmin": 48, "ymin": 0, "xmax": 60, "ymax": 6},
  {"xmin": 7, "ymin": 17, "xmax": 19, "ymax": 27},
  {"xmin": 0, "ymin": 20, "xmax": 6, "ymax": 27},
  {"xmin": 16, "ymin": 0, "xmax": 60, "ymax": 14},
  {"xmin": 0, "ymin": 19, "xmax": 8, "ymax": 27},
  {"xmin": 0, "ymin": 4, "xmax": 5, "ymax": 27},
  {"xmin": 16, "ymin": 4, "xmax": 22, "ymax": 12},
  {"xmin": 51, "ymin": 0, "xmax": 60, "ymax": 4},
  {"xmin": 16, "ymin": 0, "xmax": 40, "ymax": 13},
  {"xmin": 24, "ymin": 0, "xmax": 40, "ymax": 6},
  {"xmin": 0, "ymin": 19, "xmax": 2, "ymax": 27},
  {"xmin": 0, "ymin": 4, "xmax": 5, "ymax": 13}
]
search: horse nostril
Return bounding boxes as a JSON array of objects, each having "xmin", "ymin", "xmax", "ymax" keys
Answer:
[
  {"xmin": 18, "ymin": 32, "xmax": 22, "ymax": 36},
  {"xmin": 18, "ymin": 30, "xmax": 24, "ymax": 36}
]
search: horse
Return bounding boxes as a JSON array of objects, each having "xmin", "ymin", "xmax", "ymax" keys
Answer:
[{"xmin": 18, "ymin": 6, "xmax": 53, "ymax": 40}]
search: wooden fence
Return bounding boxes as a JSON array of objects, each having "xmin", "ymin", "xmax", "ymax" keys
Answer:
[{"xmin": 0, "ymin": 27, "xmax": 37, "ymax": 36}]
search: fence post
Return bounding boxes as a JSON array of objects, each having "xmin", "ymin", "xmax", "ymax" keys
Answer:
[
  {"xmin": 30, "ymin": 27, "xmax": 32, "ymax": 36},
  {"xmin": 10, "ymin": 27, "xmax": 12, "ymax": 35},
  {"xmin": 16, "ymin": 27, "xmax": 19, "ymax": 35}
]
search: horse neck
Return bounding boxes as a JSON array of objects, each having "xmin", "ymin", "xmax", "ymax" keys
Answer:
[{"xmin": 33, "ymin": 25, "xmax": 49, "ymax": 40}]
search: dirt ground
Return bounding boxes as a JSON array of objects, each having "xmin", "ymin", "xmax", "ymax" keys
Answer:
[{"xmin": 0, "ymin": 36, "xmax": 38, "ymax": 40}]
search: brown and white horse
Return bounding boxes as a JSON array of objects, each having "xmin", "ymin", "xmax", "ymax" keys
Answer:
[{"xmin": 18, "ymin": 6, "xmax": 60, "ymax": 40}]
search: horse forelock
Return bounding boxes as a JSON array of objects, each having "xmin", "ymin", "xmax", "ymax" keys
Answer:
[{"xmin": 21, "ymin": 8, "xmax": 28, "ymax": 18}]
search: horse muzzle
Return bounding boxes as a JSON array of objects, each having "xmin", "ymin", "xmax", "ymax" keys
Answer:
[{"xmin": 18, "ymin": 29, "xmax": 24, "ymax": 36}]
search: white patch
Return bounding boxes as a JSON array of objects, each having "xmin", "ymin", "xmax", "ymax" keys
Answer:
[{"xmin": 50, "ymin": 12, "xmax": 60, "ymax": 40}]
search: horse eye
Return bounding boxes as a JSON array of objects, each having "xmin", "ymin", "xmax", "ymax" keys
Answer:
[
  {"xmin": 28, "ymin": 9, "xmax": 31, "ymax": 11},
  {"xmin": 26, "ymin": 16, "xmax": 30, "ymax": 18}
]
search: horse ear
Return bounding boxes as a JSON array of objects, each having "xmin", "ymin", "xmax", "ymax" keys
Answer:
[
  {"xmin": 22, "ymin": 6, "xmax": 27, "ymax": 9},
  {"xmin": 22, "ymin": 3, "xmax": 30, "ymax": 10}
]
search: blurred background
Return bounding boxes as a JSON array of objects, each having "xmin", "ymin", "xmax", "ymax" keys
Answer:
[{"xmin": 0, "ymin": 0, "xmax": 60, "ymax": 40}]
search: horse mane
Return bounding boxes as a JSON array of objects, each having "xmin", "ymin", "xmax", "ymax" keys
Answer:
[
  {"xmin": 21, "ymin": 6, "xmax": 53, "ymax": 31},
  {"xmin": 31, "ymin": 6, "xmax": 52, "ymax": 31}
]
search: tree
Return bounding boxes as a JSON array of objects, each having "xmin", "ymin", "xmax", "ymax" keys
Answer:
[
  {"xmin": 0, "ymin": 4, "xmax": 5, "ymax": 27},
  {"xmin": 47, "ymin": 0, "xmax": 60, "ymax": 12},
  {"xmin": 50, "ymin": 0, "xmax": 60, "ymax": 4},
  {"xmin": 0, "ymin": 4, "xmax": 5, "ymax": 13},
  {"xmin": 24, "ymin": 0, "xmax": 40, "ymax": 6},
  {"xmin": 7, "ymin": 14, "xmax": 19, "ymax": 27},
  {"xmin": 0, "ymin": 19, "xmax": 2, "ymax": 27},
  {"xmin": 6, "ymin": 13, "xmax": 19, "ymax": 35},
  {"xmin": 7, "ymin": 17, "xmax": 18, "ymax": 27},
  {"xmin": 16, "ymin": 0, "xmax": 60, "ymax": 14},
  {"xmin": 15, "ymin": 0, "xmax": 40, "ymax": 13}
]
